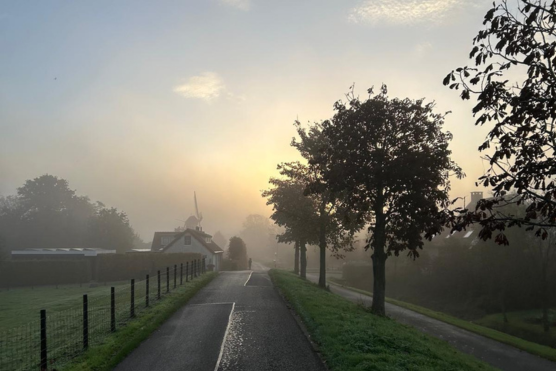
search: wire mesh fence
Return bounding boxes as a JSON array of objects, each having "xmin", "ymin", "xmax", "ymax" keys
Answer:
[{"xmin": 0, "ymin": 258, "xmax": 206, "ymax": 371}]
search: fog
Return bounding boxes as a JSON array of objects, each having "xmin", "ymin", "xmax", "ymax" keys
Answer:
[{"xmin": 0, "ymin": 0, "xmax": 495, "ymax": 244}]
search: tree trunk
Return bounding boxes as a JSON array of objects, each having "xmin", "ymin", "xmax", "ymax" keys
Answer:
[
  {"xmin": 318, "ymin": 220, "xmax": 326, "ymax": 288},
  {"xmin": 300, "ymin": 241, "xmax": 307, "ymax": 279},
  {"xmin": 294, "ymin": 241, "xmax": 300, "ymax": 275},
  {"xmin": 371, "ymin": 209, "xmax": 387, "ymax": 316},
  {"xmin": 542, "ymin": 262, "xmax": 550, "ymax": 332},
  {"xmin": 371, "ymin": 250, "xmax": 387, "ymax": 316}
]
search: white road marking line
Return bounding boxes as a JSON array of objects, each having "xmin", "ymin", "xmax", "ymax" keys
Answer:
[
  {"xmin": 214, "ymin": 302, "xmax": 236, "ymax": 371},
  {"xmin": 188, "ymin": 302, "xmax": 235, "ymax": 306},
  {"xmin": 244, "ymin": 271, "xmax": 253, "ymax": 286}
]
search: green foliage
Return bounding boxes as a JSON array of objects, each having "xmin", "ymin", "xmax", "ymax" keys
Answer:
[
  {"xmin": 269, "ymin": 270, "xmax": 496, "ymax": 371},
  {"xmin": 446, "ymin": 0, "xmax": 556, "ymax": 240},
  {"xmin": 0, "ymin": 175, "xmax": 136, "ymax": 253},
  {"xmin": 228, "ymin": 236, "xmax": 248, "ymax": 269}
]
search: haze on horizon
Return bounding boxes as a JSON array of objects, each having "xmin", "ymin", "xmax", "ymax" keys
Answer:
[{"xmin": 0, "ymin": 0, "xmax": 492, "ymax": 241}]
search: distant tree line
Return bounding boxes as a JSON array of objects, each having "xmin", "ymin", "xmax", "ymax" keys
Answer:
[{"xmin": 0, "ymin": 174, "xmax": 138, "ymax": 255}]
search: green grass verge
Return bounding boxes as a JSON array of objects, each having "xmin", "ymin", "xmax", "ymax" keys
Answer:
[
  {"xmin": 327, "ymin": 277, "xmax": 556, "ymax": 363},
  {"xmin": 475, "ymin": 310, "xmax": 556, "ymax": 349},
  {"xmin": 270, "ymin": 269, "xmax": 496, "ymax": 371},
  {"xmin": 60, "ymin": 272, "xmax": 217, "ymax": 371}
]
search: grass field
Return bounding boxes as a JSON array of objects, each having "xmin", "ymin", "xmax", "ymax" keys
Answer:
[
  {"xmin": 0, "ymin": 270, "xmax": 216, "ymax": 371},
  {"xmin": 269, "ymin": 270, "xmax": 496, "ymax": 371},
  {"xmin": 475, "ymin": 309, "xmax": 556, "ymax": 349},
  {"xmin": 327, "ymin": 277, "xmax": 556, "ymax": 363}
]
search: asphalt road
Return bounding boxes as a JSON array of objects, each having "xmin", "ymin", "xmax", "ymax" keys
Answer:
[
  {"xmin": 307, "ymin": 273, "xmax": 556, "ymax": 371},
  {"xmin": 114, "ymin": 265, "xmax": 325, "ymax": 371}
]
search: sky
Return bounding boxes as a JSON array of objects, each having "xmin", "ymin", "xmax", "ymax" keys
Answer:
[{"xmin": 0, "ymin": 0, "xmax": 495, "ymax": 241}]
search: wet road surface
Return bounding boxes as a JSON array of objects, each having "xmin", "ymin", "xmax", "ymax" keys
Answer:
[
  {"xmin": 114, "ymin": 266, "xmax": 325, "ymax": 371},
  {"xmin": 307, "ymin": 273, "xmax": 556, "ymax": 371}
]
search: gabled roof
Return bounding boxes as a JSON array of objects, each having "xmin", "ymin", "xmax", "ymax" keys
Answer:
[
  {"xmin": 151, "ymin": 232, "xmax": 181, "ymax": 251},
  {"xmin": 154, "ymin": 229, "xmax": 224, "ymax": 254}
]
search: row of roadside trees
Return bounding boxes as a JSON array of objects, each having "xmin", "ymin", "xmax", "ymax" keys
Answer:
[{"xmin": 264, "ymin": 0, "xmax": 556, "ymax": 319}]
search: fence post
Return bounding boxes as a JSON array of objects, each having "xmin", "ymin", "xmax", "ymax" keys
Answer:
[
  {"xmin": 174, "ymin": 265, "xmax": 177, "ymax": 289},
  {"xmin": 146, "ymin": 274, "xmax": 150, "ymax": 308},
  {"xmin": 180, "ymin": 263, "xmax": 183, "ymax": 285},
  {"xmin": 130, "ymin": 279, "xmax": 135, "ymax": 318},
  {"xmin": 83, "ymin": 294, "xmax": 89, "ymax": 350},
  {"xmin": 111, "ymin": 287, "xmax": 115, "ymax": 332},
  {"xmin": 40, "ymin": 309, "xmax": 47, "ymax": 371},
  {"xmin": 186, "ymin": 262, "xmax": 189, "ymax": 282},
  {"xmin": 166, "ymin": 267, "xmax": 170, "ymax": 293},
  {"xmin": 157, "ymin": 270, "xmax": 161, "ymax": 300},
  {"xmin": 203, "ymin": 257, "xmax": 206, "ymax": 274}
]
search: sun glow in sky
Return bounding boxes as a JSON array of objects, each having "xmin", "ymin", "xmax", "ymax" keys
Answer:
[{"xmin": 0, "ymin": 0, "xmax": 493, "ymax": 240}]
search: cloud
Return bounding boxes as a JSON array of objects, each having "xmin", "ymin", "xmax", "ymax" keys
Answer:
[
  {"xmin": 220, "ymin": 0, "xmax": 250, "ymax": 11},
  {"xmin": 173, "ymin": 72, "xmax": 226, "ymax": 101},
  {"xmin": 349, "ymin": 0, "xmax": 482, "ymax": 26}
]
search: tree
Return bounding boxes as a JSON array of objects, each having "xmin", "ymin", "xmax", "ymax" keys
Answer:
[
  {"xmin": 445, "ymin": 0, "xmax": 556, "ymax": 331},
  {"xmin": 87, "ymin": 205, "xmax": 135, "ymax": 253},
  {"xmin": 292, "ymin": 124, "xmax": 361, "ymax": 288},
  {"xmin": 263, "ymin": 167, "xmax": 319, "ymax": 278},
  {"xmin": 316, "ymin": 85, "xmax": 463, "ymax": 315},
  {"xmin": 228, "ymin": 236, "xmax": 248, "ymax": 270}
]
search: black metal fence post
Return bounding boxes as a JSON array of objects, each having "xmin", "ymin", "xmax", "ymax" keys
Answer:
[
  {"xmin": 83, "ymin": 295, "xmax": 89, "ymax": 350},
  {"xmin": 186, "ymin": 262, "xmax": 189, "ymax": 282},
  {"xmin": 40, "ymin": 309, "xmax": 47, "ymax": 371},
  {"xmin": 174, "ymin": 265, "xmax": 177, "ymax": 289},
  {"xmin": 157, "ymin": 270, "xmax": 161, "ymax": 300},
  {"xmin": 111, "ymin": 287, "xmax": 115, "ymax": 332},
  {"xmin": 166, "ymin": 267, "xmax": 170, "ymax": 293},
  {"xmin": 146, "ymin": 274, "xmax": 150, "ymax": 308},
  {"xmin": 180, "ymin": 263, "xmax": 183, "ymax": 285},
  {"xmin": 130, "ymin": 279, "xmax": 135, "ymax": 318}
]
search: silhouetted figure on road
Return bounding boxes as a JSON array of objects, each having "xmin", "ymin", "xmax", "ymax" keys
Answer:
[{"xmin": 248, "ymin": 258, "xmax": 252, "ymax": 270}]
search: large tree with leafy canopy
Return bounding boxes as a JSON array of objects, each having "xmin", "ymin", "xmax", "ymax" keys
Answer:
[
  {"xmin": 316, "ymin": 85, "xmax": 463, "ymax": 315},
  {"xmin": 291, "ymin": 125, "xmax": 361, "ymax": 288},
  {"xmin": 445, "ymin": 0, "xmax": 556, "ymax": 331},
  {"xmin": 262, "ymin": 163, "xmax": 320, "ymax": 278}
]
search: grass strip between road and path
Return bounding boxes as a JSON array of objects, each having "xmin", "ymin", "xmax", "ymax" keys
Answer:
[
  {"xmin": 270, "ymin": 269, "xmax": 496, "ymax": 371},
  {"xmin": 59, "ymin": 272, "xmax": 218, "ymax": 371},
  {"xmin": 326, "ymin": 277, "xmax": 556, "ymax": 364}
]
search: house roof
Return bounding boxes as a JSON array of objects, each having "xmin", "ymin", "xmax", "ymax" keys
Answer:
[{"xmin": 154, "ymin": 229, "xmax": 224, "ymax": 254}]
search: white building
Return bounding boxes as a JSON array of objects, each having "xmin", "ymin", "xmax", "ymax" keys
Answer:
[{"xmin": 151, "ymin": 228, "xmax": 224, "ymax": 271}]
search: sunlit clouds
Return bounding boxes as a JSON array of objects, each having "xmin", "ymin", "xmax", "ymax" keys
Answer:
[
  {"xmin": 220, "ymin": 0, "xmax": 250, "ymax": 11},
  {"xmin": 173, "ymin": 72, "xmax": 226, "ymax": 101},
  {"xmin": 349, "ymin": 0, "xmax": 482, "ymax": 26}
]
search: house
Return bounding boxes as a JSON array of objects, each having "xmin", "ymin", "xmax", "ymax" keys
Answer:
[{"xmin": 150, "ymin": 228, "xmax": 224, "ymax": 271}]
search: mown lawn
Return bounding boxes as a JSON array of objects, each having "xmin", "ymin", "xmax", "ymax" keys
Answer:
[
  {"xmin": 475, "ymin": 309, "xmax": 556, "ymax": 349},
  {"xmin": 327, "ymin": 277, "xmax": 556, "ymax": 363},
  {"xmin": 0, "ymin": 280, "xmax": 129, "ymax": 331},
  {"xmin": 269, "ymin": 270, "xmax": 496, "ymax": 371},
  {"xmin": 0, "ymin": 272, "xmax": 217, "ymax": 371}
]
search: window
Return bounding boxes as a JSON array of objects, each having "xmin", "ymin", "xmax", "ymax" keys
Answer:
[
  {"xmin": 161, "ymin": 236, "xmax": 172, "ymax": 246},
  {"xmin": 184, "ymin": 235, "xmax": 192, "ymax": 245},
  {"xmin": 205, "ymin": 237, "xmax": 211, "ymax": 243}
]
